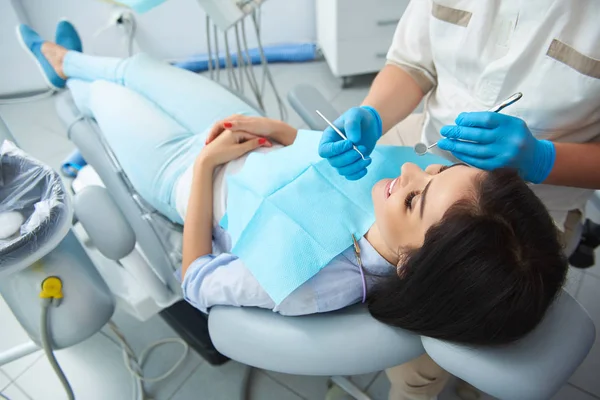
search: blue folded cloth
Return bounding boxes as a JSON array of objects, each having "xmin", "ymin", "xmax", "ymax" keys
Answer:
[
  {"xmin": 61, "ymin": 149, "xmax": 87, "ymax": 177},
  {"xmin": 16, "ymin": 24, "xmax": 65, "ymax": 90},
  {"xmin": 223, "ymin": 131, "xmax": 450, "ymax": 304},
  {"xmin": 116, "ymin": 0, "xmax": 167, "ymax": 13},
  {"xmin": 55, "ymin": 20, "xmax": 82, "ymax": 52}
]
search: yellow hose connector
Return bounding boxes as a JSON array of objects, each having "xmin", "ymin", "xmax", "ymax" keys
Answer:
[{"xmin": 39, "ymin": 276, "xmax": 64, "ymax": 299}]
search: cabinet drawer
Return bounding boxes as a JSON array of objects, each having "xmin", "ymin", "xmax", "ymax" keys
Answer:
[
  {"xmin": 336, "ymin": 0, "xmax": 409, "ymax": 40},
  {"xmin": 333, "ymin": 37, "xmax": 393, "ymax": 77}
]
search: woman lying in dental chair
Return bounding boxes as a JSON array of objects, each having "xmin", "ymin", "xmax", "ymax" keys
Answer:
[{"xmin": 19, "ymin": 24, "xmax": 567, "ymax": 349}]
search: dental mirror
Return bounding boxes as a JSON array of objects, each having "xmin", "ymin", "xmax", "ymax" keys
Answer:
[
  {"xmin": 413, "ymin": 92, "xmax": 523, "ymax": 156},
  {"xmin": 414, "ymin": 142, "xmax": 435, "ymax": 156}
]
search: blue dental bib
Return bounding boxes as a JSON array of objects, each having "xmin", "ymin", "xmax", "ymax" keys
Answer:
[{"xmin": 221, "ymin": 130, "xmax": 449, "ymax": 304}]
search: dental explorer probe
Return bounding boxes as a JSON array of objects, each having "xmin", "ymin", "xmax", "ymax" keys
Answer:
[
  {"xmin": 316, "ymin": 110, "xmax": 366, "ymax": 160},
  {"xmin": 414, "ymin": 92, "xmax": 523, "ymax": 156}
]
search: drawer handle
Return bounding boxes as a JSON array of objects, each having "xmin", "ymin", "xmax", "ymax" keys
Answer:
[
  {"xmin": 377, "ymin": 19, "xmax": 400, "ymax": 27},
  {"xmin": 375, "ymin": 53, "xmax": 387, "ymax": 59}
]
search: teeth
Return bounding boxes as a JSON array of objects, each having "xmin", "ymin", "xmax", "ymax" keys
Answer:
[{"xmin": 388, "ymin": 179, "xmax": 397, "ymax": 196}]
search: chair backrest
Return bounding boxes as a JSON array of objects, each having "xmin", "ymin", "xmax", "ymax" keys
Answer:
[
  {"xmin": 209, "ymin": 290, "xmax": 595, "ymax": 399},
  {"xmin": 287, "ymin": 84, "xmax": 340, "ymax": 131},
  {"xmin": 54, "ymin": 92, "xmax": 182, "ymax": 295},
  {"xmin": 208, "ymin": 304, "xmax": 425, "ymax": 376},
  {"xmin": 0, "ymin": 114, "xmax": 16, "ymax": 143}
]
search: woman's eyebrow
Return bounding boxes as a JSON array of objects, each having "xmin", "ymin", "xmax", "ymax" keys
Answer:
[
  {"xmin": 420, "ymin": 163, "xmax": 464, "ymax": 219},
  {"xmin": 420, "ymin": 181, "xmax": 432, "ymax": 219}
]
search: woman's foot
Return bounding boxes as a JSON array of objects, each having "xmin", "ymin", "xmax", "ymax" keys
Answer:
[
  {"xmin": 55, "ymin": 19, "xmax": 82, "ymax": 52},
  {"xmin": 16, "ymin": 24, "xmax": 67, "ymax": 90},
  {"xmin": 41, "ymin": 42, "xmax": 68, "ymax": 79}
]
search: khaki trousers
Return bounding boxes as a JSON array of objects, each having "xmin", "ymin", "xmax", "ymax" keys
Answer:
[{"xmin": 386, "ymin": 354, "xmax": 451, "ymax": 400}]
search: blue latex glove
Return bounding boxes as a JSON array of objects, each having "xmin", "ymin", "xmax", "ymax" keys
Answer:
[
  {"xmin": 318, "ymin": 106, "xmax": 382, "ymax": 180},
  {"xmin": 437, "ymin": 112, "xmax": 556, "ymax": 184}
]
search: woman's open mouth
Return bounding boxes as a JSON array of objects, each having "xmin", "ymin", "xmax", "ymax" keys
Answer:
[{"xmin": 385, "ymin": 178, "xmax": 398, "ymax": 199}]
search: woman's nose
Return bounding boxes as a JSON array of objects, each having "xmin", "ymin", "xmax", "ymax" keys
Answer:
[{"xmin": 400, "ymin": 163, "xmax": 428, "ymax": 187}]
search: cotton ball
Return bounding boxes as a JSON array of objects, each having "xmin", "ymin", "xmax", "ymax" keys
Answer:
[{"xmin": 0, "ymin": 211, "xmax": 24, "ymax": 239}]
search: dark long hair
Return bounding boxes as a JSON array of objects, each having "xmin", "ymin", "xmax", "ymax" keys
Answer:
[{"xmin": 367, "ymin": 168, "xmax": 567, "ymax": 346}]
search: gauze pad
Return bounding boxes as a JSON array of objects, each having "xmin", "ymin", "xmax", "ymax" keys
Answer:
[
  {"xmin": 0, "ymin": 212, "xmax": 24, "ymax": 240},
  {"xmin": 222, "ymin": 131, "xmax": 449, "ymax": 304}
]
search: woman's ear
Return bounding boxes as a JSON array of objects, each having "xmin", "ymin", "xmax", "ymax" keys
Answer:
[{"xmin": 396, "ymin": 252, "xmax": 409, "ymax": 278}]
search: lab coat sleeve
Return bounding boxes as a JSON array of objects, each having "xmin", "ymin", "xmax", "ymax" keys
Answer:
[
  {"xmin": 181, "ymin": 253, "xmax": 277, "ymax": 313},
  {"xmin": 386, "ymin": 0, "xmax": 437, "ymax": 94}
]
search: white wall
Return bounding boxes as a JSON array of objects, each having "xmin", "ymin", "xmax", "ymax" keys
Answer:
[
  {"xmin": 1, "ymin": 0, "xmax": 316, "ymax": 95},
  {"xmin": 0, "ymin": 0, "xmax": 48, "ymax": 95}
]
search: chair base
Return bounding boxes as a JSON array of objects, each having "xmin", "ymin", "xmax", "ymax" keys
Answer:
[
  {"xmin": 329, "ymin": 376, "xmax": 372, "ymax": 400},
  {"xmin": 160, "ymin": 300, "xmax": 229, "ymax": 366}
]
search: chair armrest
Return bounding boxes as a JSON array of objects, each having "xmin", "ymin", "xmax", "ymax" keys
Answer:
[
  {"xmin": 288, "ymin": 84, "xmax": 340, "ymax": 131},
  {"xmin": 74, "ymin": 185, "xmax": 136, "ymax": 260}
]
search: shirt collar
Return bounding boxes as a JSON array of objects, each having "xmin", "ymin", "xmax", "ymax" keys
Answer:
[{"xmin": 341, "ymin": 236, "xmax": 395, "ymax": 275}]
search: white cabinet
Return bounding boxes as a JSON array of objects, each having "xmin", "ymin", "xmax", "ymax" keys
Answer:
[{"xmin": 316, "ymin": 0, "xmax": 410, "ymax": 85}]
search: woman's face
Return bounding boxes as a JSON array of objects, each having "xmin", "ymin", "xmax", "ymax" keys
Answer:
[{"xmin": 372, "ymin": 163, "xmax": 481, "ymax": 254}]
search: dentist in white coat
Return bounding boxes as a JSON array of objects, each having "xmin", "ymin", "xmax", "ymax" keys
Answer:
[{"xmin": 317, "ymin": 1, "xmax": 600, "ymax": 399}]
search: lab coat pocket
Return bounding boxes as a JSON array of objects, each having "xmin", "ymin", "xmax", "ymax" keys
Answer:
[
  {"xmin": 431, "ymin": 2, "xmax": 472, "ymax": 27},
  {"xmin": 518, "ymin": 40, "xmax": 600, "ymax": 140},
  {"xmin": 429, "ymin": 2, "xmax": 473, "ymax": 81},
  {"xmin": 546, "ymin": 39, "xmax": 600, "ymax": 80}
]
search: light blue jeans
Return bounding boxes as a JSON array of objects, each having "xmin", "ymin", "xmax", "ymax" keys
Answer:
[{"xmin": 64, "ymin": 52, "xmax": 261, "ymax": 222}]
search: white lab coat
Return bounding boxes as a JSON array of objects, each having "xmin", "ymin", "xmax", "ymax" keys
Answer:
[{"xmin": 386, "ymin": 0, "xmax": 600, "ymax": 229}]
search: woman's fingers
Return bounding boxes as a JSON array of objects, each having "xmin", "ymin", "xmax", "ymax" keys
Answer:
[
  {"xmin": 206, "ymin": 114, "xmax": 247, "ymax": 144},
  {"xmin": 234, "ymin": 131, "xmax": 258, "ymax": 141},
  {"xmin": 235, "ymin": 131, "xmax": 271, "ymax": 149},
  {"xmin": 206, "ymin": 121, "xmax": 226, "ymax": 144},
  {"xmin": 238, "ymin": 136, "xmax": 271, "ymax": 155},
  {"xmin": 223, "ymin": 115, "xmax": 266, "ymax": 134},
  {"xmin": 203, "ymin": 130, "xmax": 271, "ymax": 166}
]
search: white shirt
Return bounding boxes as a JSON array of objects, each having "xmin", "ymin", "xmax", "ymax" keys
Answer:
[{"xmin": 387, "ymin": 0, "xmax": 600, "ymax": 228}]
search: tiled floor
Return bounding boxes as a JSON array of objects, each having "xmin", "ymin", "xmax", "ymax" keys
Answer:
[{"xmin": 1, "ymin": 60, "xmax": 600, "ymax": 400}]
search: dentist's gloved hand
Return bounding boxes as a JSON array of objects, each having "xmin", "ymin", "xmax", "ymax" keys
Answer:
[
  {"xmin": 318, "ymin": 106, "xmax": 383, "ymax": 180},
  {"xmin": 437, "ymin": 112, "xmax": 556, "ymax": 184}
]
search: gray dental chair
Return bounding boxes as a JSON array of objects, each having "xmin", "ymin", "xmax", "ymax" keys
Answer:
[{"xmin": 55, "ymin": 84, "xmax": 595, "ymax": 400}]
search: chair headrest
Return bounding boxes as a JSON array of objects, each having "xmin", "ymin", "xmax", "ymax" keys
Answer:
[{"xmin": 423, "ymin": 290, "xmax": 595, "ymax": 399}]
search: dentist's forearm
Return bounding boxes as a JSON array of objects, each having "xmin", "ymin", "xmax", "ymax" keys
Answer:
[
  {"xmin": 361, "ymin": 64, "xmax": 425, "ymax": 134},
  {"xmin": 543, "ymin": 142, "xmax": 600, "ymax": 189},
  {"xmin": 182, "ymin": 159, "xmax": 215, "ymax": 277}
]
